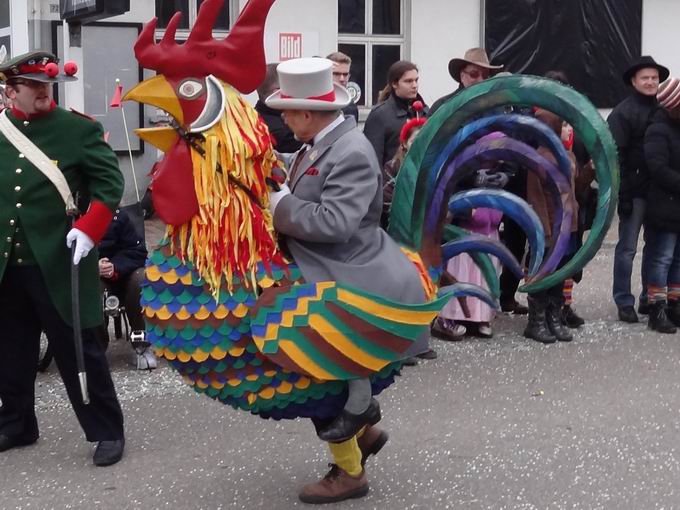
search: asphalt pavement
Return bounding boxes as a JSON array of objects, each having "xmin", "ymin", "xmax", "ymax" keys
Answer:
[{"xmin": 2, "ymin": 223, "xmax": 679, "ymax": 510}]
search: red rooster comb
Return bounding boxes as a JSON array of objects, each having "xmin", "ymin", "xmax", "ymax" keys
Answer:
[{"xmin": 134, "ymin": 0, "xmax": 275, "ymax": 93}]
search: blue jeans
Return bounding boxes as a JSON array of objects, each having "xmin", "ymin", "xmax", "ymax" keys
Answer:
[
  {"xmin": 645, "ymin": 229, "xmax": 680, "ymax": 292},
  {"xmin": 613, "ymin": 198, "xmax": 649, "ymax": 307}
]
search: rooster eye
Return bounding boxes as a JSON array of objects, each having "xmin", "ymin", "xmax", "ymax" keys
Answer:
[{"xmin": 178, "ymin": 79, "xmax": 204, "ymax": 99}]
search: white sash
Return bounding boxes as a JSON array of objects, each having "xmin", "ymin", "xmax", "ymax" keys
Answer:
[{"xmin": 0, "ymin": 109, "xmax": 77, "ymax": 214}]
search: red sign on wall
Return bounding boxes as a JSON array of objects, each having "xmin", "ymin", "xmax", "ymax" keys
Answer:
[{"xmin": 279, "ymin": 33, "xmax": 302, "ymax": 61}]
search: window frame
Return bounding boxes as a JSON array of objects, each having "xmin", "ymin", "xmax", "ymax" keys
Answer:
[
  {"xmin": 155, "ymin": 0, "xmax": 241, "ymax": 39},
  {"xmin": 337, "ymin": 0, "xmax": 410, "ymax": 119}
]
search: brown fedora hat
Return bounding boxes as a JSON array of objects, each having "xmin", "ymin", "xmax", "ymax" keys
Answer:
[{"xmin": 448, "ymin": 47, "xmax": 503, "ymax": 83}]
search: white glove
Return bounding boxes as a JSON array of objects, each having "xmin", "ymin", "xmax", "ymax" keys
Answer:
[
  {"xmin": 66, "ymin": 228, "xmax": 94, "ymax": 265},
  {"xmin": 269, "ymin": 183, "xmax": 291, "ymax": 215}
]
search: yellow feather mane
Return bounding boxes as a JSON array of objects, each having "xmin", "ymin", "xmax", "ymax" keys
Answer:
[{"xmin": 166, "ymin": 83, "xmax": 282, "ymax": 296}]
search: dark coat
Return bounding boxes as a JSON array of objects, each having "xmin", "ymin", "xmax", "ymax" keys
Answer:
[
  {"xmin": 342, "ymin": 102, "xmax": 359, "ymax": 123},
  {"xmin": 430, "ymin": 84, "xmax": 464, "ymax": 115},
  {"xmin": 255, "ymin": 100, "xmax": 303, "ymax": 154},
  {"xmin": 607, "ymin": 91, "xmax": 659, "ymax": 207},
  {"xmin": 98, "ymin": 208, "xmax": 147, "ymax": 279},
  {"xmin": 363, "ymin": 94, "xmax": 429, "ymax": 168},
  {"xmin": 644, "ymin": 109, "xmax": 680, "ymax": 232}
]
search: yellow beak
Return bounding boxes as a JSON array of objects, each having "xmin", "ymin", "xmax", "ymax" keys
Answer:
[
  {"xmin": 123, "ymin": 75, "xmax": 183, "ymax": 153},
  {"xmin": 123, "ymin": 75, "xmax": 184, "ymax": 126}
]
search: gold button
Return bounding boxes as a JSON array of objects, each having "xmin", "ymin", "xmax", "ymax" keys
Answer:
[
  {"xmin": 14, "ymin": 186, "xmax": 21, "ymax": 192},
  {"xmin": 15, "ymin": 168, "xmax": 22, "ymax": 174},
  {"xmin": 18, "ymin": 154, "xmax": 25, "ymax": 159},
  {"xmin": 9, "ymin": 219, "xmax": 15, "ymax": 226},
  {"xmin": 5, "ymin": 237, "xmax": 11, "ymax": 242},
  {"xmin": 2, "ymin": 253, "xmax": 7, "ymax": 258},
  {"xmin": 23, "ymin": 121, "xmax": 29, "ymax": 127},
  {"xmin": 15, "ymin": 203, "xmax": 21, "ymax": 208},
  {"xmin": 17, "ymin": 258, "xmax": 23, "ymax": 264},
  {"xmin": 14, "ymin": 242, "xmax": 20, "ymax": 248}
]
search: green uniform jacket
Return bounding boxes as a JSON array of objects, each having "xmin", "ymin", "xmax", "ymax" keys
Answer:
[{"xmin": 0, "ymin": 107, "xmax": 124, "ymax": 328}]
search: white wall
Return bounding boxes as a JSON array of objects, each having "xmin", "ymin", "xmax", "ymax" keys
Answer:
[
  {"xmin": 409, "ymin": 0, "xmax": 482, "ymax": 106},
  {"xmin": 642, "ymin": 0, "xmax": 680, "ymax": 79}
]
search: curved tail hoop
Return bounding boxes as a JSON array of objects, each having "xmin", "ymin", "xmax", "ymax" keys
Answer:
[{"xmin": 389, "ymin": 75, "xmax": 619, "ymax": 293}]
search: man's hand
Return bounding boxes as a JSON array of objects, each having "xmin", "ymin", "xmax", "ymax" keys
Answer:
[
  {"xmin": 268, "ymin": 183, "xmax": 291, "ymax": 215},
  {"xmin": 99, "ymin": 257, "xmax": 115, "ymax": 279},
  {"xmin": 66, "ymin": 228, "xmax": 94, "ymax": 265}
]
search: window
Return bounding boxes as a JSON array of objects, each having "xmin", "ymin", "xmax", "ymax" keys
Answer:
[
  {"xmin": 0, "ymin": 1, "xmax": 10, "ymax": 57},
  {"xmin": 338, "ymin": 0, "xmax": 407, "ymax": 111},
  {"xmin": 155, "ymin": 0, "xmax": 238, "ymax": 35}
]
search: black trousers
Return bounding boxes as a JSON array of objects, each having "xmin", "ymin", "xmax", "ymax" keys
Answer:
[
  {"xmin": 0, "ymin": 265, "xmax": 124, "ymax": 442},
  {"xmin": 499, "ymin": 217, "xmax": 527, "ymax": 305}
]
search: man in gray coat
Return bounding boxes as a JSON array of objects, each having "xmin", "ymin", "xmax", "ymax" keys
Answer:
[{"xmin": 266, "ymin": 57, "xmax": 431, "ymax": 504}]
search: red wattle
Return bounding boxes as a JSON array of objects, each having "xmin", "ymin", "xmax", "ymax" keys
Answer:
[{"xmin": 152, "ymin": 139, "xmax": 199, "ymax": 226}]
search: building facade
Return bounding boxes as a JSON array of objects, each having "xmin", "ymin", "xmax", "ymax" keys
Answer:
[{"xmin": 3, "ymin": 0, "xmax": 680, "ymax": 203}]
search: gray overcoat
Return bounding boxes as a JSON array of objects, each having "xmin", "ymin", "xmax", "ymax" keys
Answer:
[{"xmin": 273, "ymin": 116, "xmax": 429, "ymax": 355}]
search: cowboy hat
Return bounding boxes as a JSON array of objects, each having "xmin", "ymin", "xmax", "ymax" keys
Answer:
[
  {"xmin": 448, "ymin": 47, "xmax": 503, "ymax": 83},
  {"xmin": 622, "ymin": 56, "xmax": 670, "ymax": 85},
  {"xmin": 265, "ymin": 58, "xmax": 351, "ymax": 111}
]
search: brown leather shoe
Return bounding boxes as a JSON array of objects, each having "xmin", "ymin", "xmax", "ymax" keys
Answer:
[
  {"xmin": 357, "ymin": 425, "xmax": 389, "ymax": 466},
  {"xmin": 298, "ymin": 464, "xmax": 369, "ymax": 504}
]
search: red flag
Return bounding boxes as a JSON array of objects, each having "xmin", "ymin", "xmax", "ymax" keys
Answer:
[{"xmin": 110, "ymin": 82, "xmax": 123, "ymax": 108}]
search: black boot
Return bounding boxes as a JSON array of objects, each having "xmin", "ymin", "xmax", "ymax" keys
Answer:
[
  {"xmin": 562, "ymin": 305, "xmax": 585, "ymax": 328},
  {"xmin": 648, "ymin": 301, "xmax": 677, "ymax": 334},
  {"xmin": 317, "ymin": 398, "xmax": 382, "ymax": 443},
  {"xmin": 666, "ymin": 299, "xmax": 680, "ymax": 327},
  {"xmin": 546, "ymin": 297, "xmax": 573, "ymax": 342},
  {"xmin": 523, "ymin": 296, "xmax": 557, "ymax": 344}
]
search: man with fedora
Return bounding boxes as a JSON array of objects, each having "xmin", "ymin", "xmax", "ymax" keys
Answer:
[
  {"xmin": 266, "ymin": 57, "xmax": 429, "ymax": 504},
  {"xmin": 430, "ymin": 47, "xmax": 503, "ymax": 115},
  {"xmin": 0, "ymin": 51, "xmax": 125, "ymax": 466},
  {"xmin": 608, "ymin": 55, "xmax": 670, "ymax": 323}
]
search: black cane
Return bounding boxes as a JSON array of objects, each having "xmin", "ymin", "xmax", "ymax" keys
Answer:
[{"xmin": 70, "ymin": 220, "xmax": 90, "ymax": 405}]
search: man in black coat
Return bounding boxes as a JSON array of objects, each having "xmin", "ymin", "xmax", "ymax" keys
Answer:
[
  {"xmin": 255, "ymin": 64, "xmax": 303, "ymax": 154},
  {"xmin": 608, "ymin": 56, "xmax": 669, "ymax": 323},
  {"xmin": 327, "ymin": 51, "xmax": 359, "ymax": 122}
]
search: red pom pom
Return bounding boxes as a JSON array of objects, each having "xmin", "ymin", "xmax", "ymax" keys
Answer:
[
  {"xmin": 44, "ymin": 62, "xmax": 59, "ymax": 78},
  {"xmin": 64, "ymin": 61, "xmax": 78, "ymax": 76},
  {"xmin": 412, "ymin": 100, "xmax": 424, "ymax": 112}
]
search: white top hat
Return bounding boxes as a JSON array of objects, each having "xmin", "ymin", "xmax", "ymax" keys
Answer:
[{"xmin": 265, "ymin": 58, "xmax": 351, "ymax": 111}]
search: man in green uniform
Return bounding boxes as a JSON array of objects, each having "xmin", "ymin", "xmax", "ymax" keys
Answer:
[{"xmin": 0, "ymin": 51, "xmax": 125, "ymax": 466}]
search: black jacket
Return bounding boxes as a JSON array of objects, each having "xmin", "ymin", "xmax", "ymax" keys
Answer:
[
  {"xmin": 644, "ymin": 109, "xmax": 680, "ymax": 232},
  {"xmin": 607, "ymin": 91, "xmax": 659, "ymax": 206},
  {"xmin": 98, "ymin": 209, "xmax": 148, "ymax": 278},
  {"xmin": 255, "ymin": 100, "xmax": 303, "ymax": 154},
  {"xmin": 363, "ymin": 94, "xmax": 429, "ymax": 168},
  {"xmin": 342, "ymin": 102, "xmax": 359, "ymax": 123},
  {"xmin": 430, "ymin": 84, "xmax": 464, "ymax": 116}
]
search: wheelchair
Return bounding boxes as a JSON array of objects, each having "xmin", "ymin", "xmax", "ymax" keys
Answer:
[{"xmin": 37, "ymin": 284, "xmax": 155, "ymax": 372}]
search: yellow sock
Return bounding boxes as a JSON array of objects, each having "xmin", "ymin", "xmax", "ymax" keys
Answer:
[{"xmin": 328, "ymin": 436, "xmax": 362, "ymax": 477}]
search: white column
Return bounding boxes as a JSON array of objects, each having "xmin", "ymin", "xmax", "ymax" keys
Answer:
[{"xmin": 9, "ymin": 0, "xmax": 29, "ymax": 54}]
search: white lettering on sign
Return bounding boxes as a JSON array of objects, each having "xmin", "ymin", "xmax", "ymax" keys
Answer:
[{"xmin": 279, "ymin": 33, "xmax": 302, "ymax": 61}]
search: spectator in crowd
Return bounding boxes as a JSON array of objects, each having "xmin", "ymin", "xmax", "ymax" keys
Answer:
[
  {"xmin": 381, "ymin": 105, "xmax": 426, "ymax": 228},
  {"xmin": 327, "ymin": 51, "xmax": 359, "ymax": 122},
  {"xmin": 363, "ymin": 60, "xmax": 429, "ymax": 168},
  {"xmin": 608, "ymin": 56, "xmax": 669, "ymax": 323},
  {"xmin": 642, "ymin": 77, "xmax": 680, "ymax": 333},
  {"xmin": 544, "ymin": 70, "xmax": 594, "ymax": 329},
  {"xmin": 430, "ymin": 47, "xmax": 503, "ymax": 115},
  {"xmin": 524, "ymin": 109, "xmax": 580, "ymax": 344},
  {"xmin": 255, "ymin": 63, "xmax": 303, "ymax": 154},
  {"xmin": 0, "ymin": 84, "xmax": 8, "ymax": 110},
  {"xmin": 97, "ymin": 208, "xmax": 155, "ymax": 366}
]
